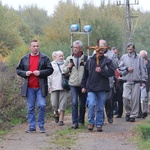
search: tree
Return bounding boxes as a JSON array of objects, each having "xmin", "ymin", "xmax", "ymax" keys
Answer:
[
  {"xmin": 42, "ymin": 1, "xmax": 81, "ymax": 45},
  {"xmin": 19, "ymin": 5, "xmax": 50, "ymax": 35},
  {"xmin": 0, "ymin": 4, "xmax": 24, "ymax": 60},
  {"xmin": 80, "ymin": 3, "xmax": 124, "ymax": 49}
]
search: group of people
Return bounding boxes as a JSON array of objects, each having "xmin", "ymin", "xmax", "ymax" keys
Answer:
[{"xmin": 16, "ymin": 39, "xmax": 150, "ymax": 133}]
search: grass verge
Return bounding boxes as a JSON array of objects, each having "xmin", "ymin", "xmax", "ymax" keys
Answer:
[
  {"xmin": 132, "ymin": 118, "xmax": 150, "ymax": 150},
  {"xmin": 49, "ymin": 124, "xmax": 87, "ymax": 149}
]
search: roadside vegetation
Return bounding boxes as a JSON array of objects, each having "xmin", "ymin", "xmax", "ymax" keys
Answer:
[
  {"xmin": 0, "ymin": 0, "xmax": 150, "ymax": 136},
  {"xmin": 48, "ymin": 124, "xmax": 86, "ymax": 149},
  {"xmin": 132, "ymin": 118, "xmax": 150, "ymax": 150}
]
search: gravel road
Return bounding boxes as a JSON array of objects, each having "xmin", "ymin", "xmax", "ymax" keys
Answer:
[{"xmin": 0, "ymin": 114, "xmax": 145, "ymax": 150}]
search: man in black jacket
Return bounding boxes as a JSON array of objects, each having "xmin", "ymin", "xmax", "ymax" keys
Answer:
[
  {"xmin": 16, "ymin": 40, "xmax": 53, "ymax": 133},
  {"xmin": 81, "ymin": 48, "xmax": 115, "ymax": 132}
]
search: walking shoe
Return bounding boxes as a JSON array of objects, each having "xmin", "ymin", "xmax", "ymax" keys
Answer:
[
  {"xmin": 142, "ymin": 112, "xmax": 148, "ymax": 119},
  {"xmin": 39, "ymin": 126, "xmax": 45, "ymax": 133},
  {"xmin": 97, "ymin": 126, "xmax": 103, "ymax": 132},
  {"xmin": 54, "ymin": 116, "xmax": 59, "ymax": 123},
  {"xmin": 129, "ymin": 117, "xmax": 135, "ymax": 122},
  {"xmin": 58, "ymin": 121, "xmax": 64, "ymax": 126},
  {"xmin": 72, "ymin": 124, "xmax": 78, "ymax": 129},
  {"xmin": 125, "ymin": 115, "xmax": 130, "ymax": 121},
  {"xmin": 116, "ymin": 115, "xmax": 122, "ymax": 118},
  {"xmin": 108, "ymin": 118, "xmax": 113, "ymax": 124},
  {"xmin": 25, "ymin": 128, "xmax": 36, "ymax": 133},
  {"xmin": 137, "ymin": 112, "xmax": 142, "ymax": 118},
  {"xmin": 88, "ymin": 124, "xmax": 94, "ymax": 131}
]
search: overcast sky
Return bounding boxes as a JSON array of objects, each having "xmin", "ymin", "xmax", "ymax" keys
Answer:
[{"xmin": 1, "ymin": 0, "xmax": 150, "ymax": 16}]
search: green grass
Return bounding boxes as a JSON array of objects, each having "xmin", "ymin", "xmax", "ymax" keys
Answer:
[
  {"xmin": 0, "ymin": 130, "xmax": 9, "ymax": 136},
  {"xmin": 65, "ymin": 105, "xmax": 72, "ymax": 114},
  {"xmin": 133, "ymin": 118, "xmax": 150, "ymax": 150},
  {"xmin": 50, "ymin": 125, "xmax": 86, "ymax": 149},
  {"xmin": 10, "ymin": 118, "xmax": 25, "ymax": 125},
  {"xmin": 0, "ymin": 117, "xmax": 24, "ymax": 136}
]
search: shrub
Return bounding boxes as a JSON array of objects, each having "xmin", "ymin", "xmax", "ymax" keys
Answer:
[{"xmin": 0, "ymin": 62, "xmax": 27, "ymax": 129}]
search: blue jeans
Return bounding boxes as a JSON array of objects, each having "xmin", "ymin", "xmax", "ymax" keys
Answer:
[
  {"xmin": 70, "ymin": 86, "xmax": 87, "ymax": 125},
  {"xmin": 26, "ymin": 88, "xmax": 46, "ymax": 129},
  {"xmin": 87, "ymin": 91, "xmax": 106, "ymax": 127}
]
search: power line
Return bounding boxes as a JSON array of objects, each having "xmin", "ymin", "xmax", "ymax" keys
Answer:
[{"xmin": 117, "ymin": 0, "xmax": 139, "ymax": 54}]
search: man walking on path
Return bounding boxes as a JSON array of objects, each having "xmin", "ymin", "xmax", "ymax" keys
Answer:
[
  {"xmin": 99, "ymin": 39, "xmax": 118, "ymax": 124},
  {"xmin": 139, "ymin": 50, "xmax": 150, "ymax": 118},
  {"xmin": 118, "ymin": 43, "xmax": 147, "ymax": 122},
  {"xmin": 63, "ymin": 40, "xmax": 88, "ymax": 129},
  {"xmin": 81, "ymin": 46, "xmax": 115, "ymax": 132},
  {"xmin": 16, "ymin": 39, "xmax": 53, "ymax": 133}
]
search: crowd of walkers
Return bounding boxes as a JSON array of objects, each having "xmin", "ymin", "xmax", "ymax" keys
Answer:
[{"xmin": 16, "ymin": 39, "xmax": 150, "ymax": 133}]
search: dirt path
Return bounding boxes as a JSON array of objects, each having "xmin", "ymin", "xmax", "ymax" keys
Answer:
[
  {"xmin": 71, "ymin": 115, "xmax": 140, "ymax": 150},
  {"xmin": 0, "ymin": 114, "xmax": 145, "ymax": 150}
]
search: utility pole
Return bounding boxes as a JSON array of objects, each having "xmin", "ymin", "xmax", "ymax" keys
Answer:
[{"xmin": 117, "ymin": 0, "xmax": 139, "ymax": 54}]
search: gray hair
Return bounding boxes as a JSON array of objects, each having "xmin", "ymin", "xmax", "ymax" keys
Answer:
[
  {"xmin": 111, "ymin": 47, "xmax": 118, "ymax": 51},
  {"xmin": 51, "ymin": 51, "xmax": 57, "ymax": 60},
  {"xmin": 73, "ymin": 40, "xmax": 83, "ymax": 48},
  {"xmin": 139, "ymin": 50, "xmax": 148, "ymax": 56},
  {"xmin": 52, "ymin": 51, "xmax": 57, "ymax": 57},
  {"xmin": 56, "ymin": 50, "xmax": 64, "ymax": 56},
  {"xmin": 99, "ymin": 39, "xmax": 107, "ymax": 46}
]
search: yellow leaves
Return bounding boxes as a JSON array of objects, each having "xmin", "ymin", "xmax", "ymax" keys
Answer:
[
  {"xmin": 43, "ymin": 1, "xmax": 81, "ymax": 43},
  {"xmin": 0, "ymin": 41, "xmax": 11, "ymax": 61}
]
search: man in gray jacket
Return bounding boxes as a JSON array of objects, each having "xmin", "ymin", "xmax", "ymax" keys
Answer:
[
  {"xmin": 63, "ymin": 40, "xmax": 87, "ymax": 129},
  {"xmin": 118, "ymin": 43, "xmax": 147, "ymax": 122}
]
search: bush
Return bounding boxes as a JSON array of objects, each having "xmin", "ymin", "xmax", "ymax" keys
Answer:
[
  {"xmin": 7, "ymin": 44, "xmax": 29, "ymax": 67},
  {"xmin": 0, "ymin": 62, "xmax": 27, "ymax": 129},
  {"xmin": 0, "ymin": 60, "xmax": 71, "ymax": 130}
]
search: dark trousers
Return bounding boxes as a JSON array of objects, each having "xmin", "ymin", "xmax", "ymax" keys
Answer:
[
  {"xmin": 113, "ymin": 80, "xmax": 123, "ymax": 117},
  {"xmin": 70, "ymin": 86, "xmax": 87, "ymax": 125},
  {"xmin": 105, "ymin": 88, "xmax": 114, "ymax": 119},
  {"xmin": 113, "ymin": 90, "xmax": 123, "ymax": 116}
]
